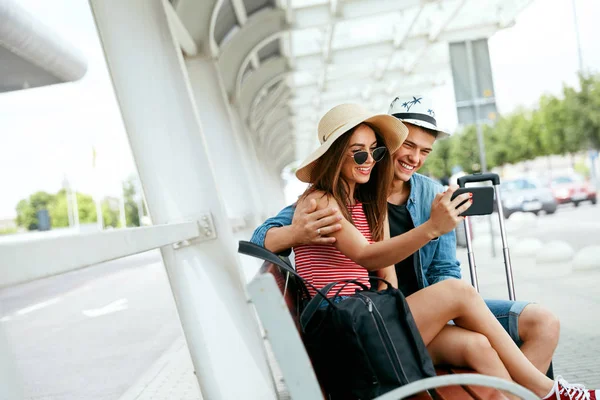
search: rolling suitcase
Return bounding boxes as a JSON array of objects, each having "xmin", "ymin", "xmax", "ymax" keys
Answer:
[
  {"xmin": 457, "ymin": 172, "xmax": 554, "ymax": 379},
  {"xmin": 457, "ymin": 173, "xmax": 515, "ymax": 299}
]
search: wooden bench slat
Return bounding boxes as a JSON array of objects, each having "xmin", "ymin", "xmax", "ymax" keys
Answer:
[
  {"xmin": 449, "ymin": 367, "xmax": 507, "ymax": 400},
  {"xmin": 406, "ymin": 391, "xmax": 434, "ymax": 399},
  {"xmin": 434, "ymin": 368, "xmax": 477, "ymax": 399}
]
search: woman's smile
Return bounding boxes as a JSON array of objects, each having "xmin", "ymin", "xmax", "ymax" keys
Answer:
[{"xmin": 356, "ymin": 165, "xmax": 372, "ymax": 176}]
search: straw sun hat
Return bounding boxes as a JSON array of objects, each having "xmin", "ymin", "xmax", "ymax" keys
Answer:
[{"xmin": 295, "ymin": 103, "xmax": 409, "ymax": 183}]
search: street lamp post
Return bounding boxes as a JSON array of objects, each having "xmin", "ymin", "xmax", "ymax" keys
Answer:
[
  {"xmin": 571, "ymin": 0, "xmax": 599, "ymax": 188},
  {"xmin": 571, "ymin": 0, "xmax": 584, "ymax": 72}
]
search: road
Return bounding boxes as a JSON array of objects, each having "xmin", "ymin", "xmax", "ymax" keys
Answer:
[
  {"xmin": 0, "ymin": 250, "xmax": 182, "ymax": 400},
  {"xmin": 470, "ymin": 201, "xmax": 600, "ymax": 252},
  {"xmin": 1, "ymin": 202, "xmax": 599, "ymax": 400}
]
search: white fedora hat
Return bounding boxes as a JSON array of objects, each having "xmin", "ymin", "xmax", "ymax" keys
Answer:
[
  {"xmin": 295, "ymin": 103, "xmax": 408, "ymax": 183},
  {"xmin": 387, "ymin": 96, "xmax": 451, "ymax": 138}
]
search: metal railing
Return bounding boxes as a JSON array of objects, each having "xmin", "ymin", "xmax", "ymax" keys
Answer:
[
  {"xmin": 0, "ymin": 222, "xmax": 200, "ymax": 289},
  {"xmin": 0, "ymin": 220, "xmax": 204, "ymax": 399}
]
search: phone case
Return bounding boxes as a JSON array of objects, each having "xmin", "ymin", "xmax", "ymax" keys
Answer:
[{"xmin": 451, "ymin": 187, "xmax": 494, "ymax": 216}]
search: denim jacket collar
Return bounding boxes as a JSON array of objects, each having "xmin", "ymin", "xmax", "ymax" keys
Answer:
[{"xmin": 406, "ymin": 174, "xmax": 422, "ymax": 224}]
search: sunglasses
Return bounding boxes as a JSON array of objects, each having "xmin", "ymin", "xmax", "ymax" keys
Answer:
[{"xmin": 349, "ymin": 146, "xmax": 387, "ymax": 165}]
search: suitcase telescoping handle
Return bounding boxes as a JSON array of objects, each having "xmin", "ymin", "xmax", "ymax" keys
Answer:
[
  {"xmin": 457, "ymin": 172, "xmax": 516, "ymax": 301},
  {"xmin": 457, "ymin": 172, "xmax": 501, "ymax": 187}
]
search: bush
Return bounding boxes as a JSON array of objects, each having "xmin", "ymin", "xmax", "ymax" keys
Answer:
[{"xmin": 0, "ymin": 227, "xmax": 17, "ymax": 235}]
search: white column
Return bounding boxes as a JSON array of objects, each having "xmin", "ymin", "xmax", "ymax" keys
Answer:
[
  {"xmin": 262, "ymin": 165, "xmax": 286, "ymax": 215},
  {"xmin": 89, "ymin": 1, "xmax": 276, "ymax": 399},
  {"xmin": 229, "ymin": 109, "xmax": 286, "ymax": 220},
  {"xmin": 184, "ymin": 58, "xmax": 263, "ymax": 230},
  {"xmin": 185, "ymin": 58, "xmax": 279, "ymax": 281}
]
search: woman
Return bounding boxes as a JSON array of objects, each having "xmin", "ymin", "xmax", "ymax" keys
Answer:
[{"xmin": 292, "ymin": 103, "xmax": 596, "ymax": 400}]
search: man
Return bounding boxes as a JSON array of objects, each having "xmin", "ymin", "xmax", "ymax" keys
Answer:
[{"xmin": 250, "ymin": 96, "xmax": 559, "ymax": 376}]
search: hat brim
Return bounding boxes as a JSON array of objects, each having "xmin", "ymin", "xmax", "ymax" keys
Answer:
[
  {"xmin": 400, "ymin": 118, "xmax": 451, "ymax": 139},
  {"xmin": 295, "ymin": 113, "xmax": 408, "ymax": 183}
]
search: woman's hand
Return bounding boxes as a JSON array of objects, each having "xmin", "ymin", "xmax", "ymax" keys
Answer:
[{"xmin": 426, "ymin": 185, "xmax": 472, "ymax": 238}]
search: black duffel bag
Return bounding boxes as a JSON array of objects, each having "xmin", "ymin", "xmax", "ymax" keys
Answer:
[
  {"xmin": 300, "ymin": 279, "xmax": 436, "ymax": 399},
  {"xmin": 238, "ymin": 241, "xmax": 436, "ymax": 400}
]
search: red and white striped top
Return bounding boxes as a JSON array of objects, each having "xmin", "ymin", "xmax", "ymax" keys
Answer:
[{"xmin": 294, "ymin": 202, "xmax": 371, "ymax": 297}]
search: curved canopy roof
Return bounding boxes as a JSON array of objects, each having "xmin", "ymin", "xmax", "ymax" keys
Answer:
[
  {"xmin": 175, "ymin": 0, "xmax": 531, "ymax": 172},
  {"xmin": 0, "ymin": 0, "xmax": 87, "ymax": 92}
]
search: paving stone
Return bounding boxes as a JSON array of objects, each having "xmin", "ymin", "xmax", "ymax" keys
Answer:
[
  {"xmin": 536, "ymin": 240, "xmax": 575, "ymax": 263},
  {"xmin": 511, "ymin": 237, "xmax": 543, "ymax": 257},
  {"xmin": 573, "ymin": 246, "xmax": 600, "ymax": 271}
]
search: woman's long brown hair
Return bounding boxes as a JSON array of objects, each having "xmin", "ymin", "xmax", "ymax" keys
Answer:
[{"xmin": 300, "ymin": 123, "xmax": 394, "ymax": 242}]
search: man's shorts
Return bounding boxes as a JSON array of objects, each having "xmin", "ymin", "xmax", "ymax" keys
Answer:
[{"xmin": 484, "ymin": 299, "xmax": 532, "ymax": 346}]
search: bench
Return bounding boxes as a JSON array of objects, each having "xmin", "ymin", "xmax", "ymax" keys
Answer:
[{"xmin": 240, "ymin": 241, "xmax": 536, "ymax": 400}]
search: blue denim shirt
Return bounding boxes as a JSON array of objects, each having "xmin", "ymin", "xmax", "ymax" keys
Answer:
[{"xmin": 249, "ymin": 173, "xmax": 462, "ymax": 289}]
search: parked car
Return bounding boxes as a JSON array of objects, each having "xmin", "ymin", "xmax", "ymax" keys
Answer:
[
  {"xmin": 499, "ymin": 177, "xmax": 557, "ymax": 219},
  {"xmin": 550, "ymin": 174, "xmax": 597, "ymax": 206}
]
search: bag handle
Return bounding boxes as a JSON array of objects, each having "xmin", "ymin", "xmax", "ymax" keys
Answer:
[
  {"xmin": 238, "ymin": 241, "xmax": 335, "ymax": 307},
  {"xmin": 331, "ymin": 280, "xmax": 370, "ymax": 298},
  {"xmin": 367, "ymin": 276, "xmax": 395, "ymax": 291},
  {"xmin": 300, "ymin": 277, "xmax": 395, "ymax": 332},
  {"xmin": 239, "ymin": 241, "xmax": 396, "ymax": 333},
  {"xmin": 299, "ymin": 279, "xmax": 369, "ymax": 332}
]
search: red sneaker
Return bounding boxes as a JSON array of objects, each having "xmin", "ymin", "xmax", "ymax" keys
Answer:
[{"xmin": 545, "ymin": 376, "xmax": 599, "ymax": 400}]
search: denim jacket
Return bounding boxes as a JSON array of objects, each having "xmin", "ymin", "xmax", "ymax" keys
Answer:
[{"xmin": 249, "ymin": 173, "xmax": 461, "ymax": 289}]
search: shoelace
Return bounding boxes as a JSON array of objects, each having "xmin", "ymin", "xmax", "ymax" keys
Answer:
[{"xmin": 557, "ymin": 377, "xmax": 591, "ymax": 400}]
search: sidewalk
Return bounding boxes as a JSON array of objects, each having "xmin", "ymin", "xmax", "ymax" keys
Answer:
[
  {"xmin": 459, "ymin": 234, "xmax": 600, "ymax": 387},
  {"xmin": 121, "ymin": 237, "xmax": 600, "ymax": 399},
  {"xmin": 118, "ymin": 335, "xmax": 290, "ymax": 400},
  {"xmin": 117, "ymin": 337, "xmax": 202, "ymax": 400}
]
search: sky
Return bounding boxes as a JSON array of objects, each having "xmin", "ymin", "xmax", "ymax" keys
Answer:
[{"xmin": 1, "ymin": 0, "xmax": 599, "ymax": 219}]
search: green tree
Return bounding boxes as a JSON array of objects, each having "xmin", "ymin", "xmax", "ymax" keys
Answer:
[
  {"xmin": 538, "ymin": 94, "xmax": 569, "ymax": 155},
  {"xmin": 16, "ymin": 199, "xmax": 37, "ymax": 230},
  {"xmin": 76, "ymin": 193, "xmax": 98, "ymax": 224},
  {"xmin": 448, "ymin": 125, "xmax": 489, "ymax": 173},
  {"xmin": 48, "ymin": 190, "xmax": 70, "ymax": 228},
  {"xmin": 469, "ymin": 73, "xmax": 600, "ymax": 171},
  {"xmin": 420, "ymin": 137, "xmax": 452, "ymax": 178},
  {"xmin": 123, "ymin": 176, "xmax": 141, "ymax": 227},
  {"xmin": 563, "ymin": 74, "xmax": 600, "ymax": 150},
  {"xmin": 102, "ymin": 197, "xmax": 120, "ymax": 228},
  {"xmin": 47, "ymin": 190, "xmax": 98, "ymax": 227},
  {"xmin": 15, "ymin": 191, "xmax": 55, "ymax": 230}
]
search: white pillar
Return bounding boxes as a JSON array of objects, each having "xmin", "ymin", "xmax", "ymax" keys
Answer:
[
  {"xmin": 185, "ymin": 58, "xmax": 278, "ymax": 281},
  {"xmin": 262, "ymin": 165, "xmax": 286, "ymax": 215},
  {"xmin": 89, "ymin": 1, "xmax": 276, "ymax": 399},
  {"xmin": 229, "ymin": 111, "xmax": 287, "ymax": 219},
  {"xmin": 184, "ymin": 58, "xmax": 263, "ymax": 230}
]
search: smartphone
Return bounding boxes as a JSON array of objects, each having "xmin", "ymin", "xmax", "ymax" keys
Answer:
[{"xmin": 450, "ymin": 187, "xmax": 494, "ymax": 216}]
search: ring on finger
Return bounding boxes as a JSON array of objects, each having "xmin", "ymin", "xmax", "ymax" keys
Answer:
[{"xmin": 317, "ymin": 228, "xmax": 321, "ymax": 236}]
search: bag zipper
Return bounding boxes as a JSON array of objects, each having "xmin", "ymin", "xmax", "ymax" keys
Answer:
[
  {"xmin": 368, "ymin": 296, "xmax": 410, "ymax": 384},
  {"xmin": 354, "ymin": 294, "xmax": 407, "ymax": 384}
]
